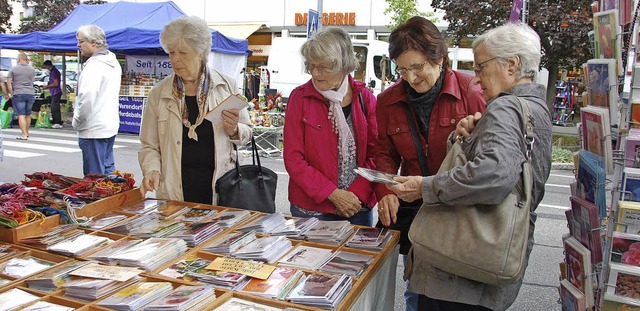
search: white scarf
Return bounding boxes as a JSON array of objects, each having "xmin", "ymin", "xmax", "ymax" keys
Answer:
[{"xmin": 313, "ymin": 75, "xmax": 356, "ymax": 176}]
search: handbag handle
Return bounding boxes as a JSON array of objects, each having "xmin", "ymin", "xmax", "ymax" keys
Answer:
[{"xmin": 231, "ymin": 134, "xmax": 264, "ymax": 178}]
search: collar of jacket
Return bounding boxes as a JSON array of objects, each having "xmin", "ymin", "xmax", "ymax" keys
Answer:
[
  {"xmin": 298, "ymin": 74, "xmax": 366, "ymax": 103},
  {"xmin": 378, "ymin": 68, "xmax": 463, "ymax": 108},
  {"xmin": 159, "ymin": 68, "xmax": 230, "ymax": 101}
]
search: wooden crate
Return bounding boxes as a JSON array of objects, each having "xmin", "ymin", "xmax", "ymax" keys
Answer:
[{"xmin": 0, "ymin": 215, "xmax": 61, "ymax": 243}]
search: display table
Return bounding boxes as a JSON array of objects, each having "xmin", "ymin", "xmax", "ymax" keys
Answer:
[{"xmin": 0, "ymin": 190, "xmax": 400, "ymax": 310}]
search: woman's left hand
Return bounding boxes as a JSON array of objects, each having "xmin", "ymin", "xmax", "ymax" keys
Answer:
[
  {"xmin": 387, "ymin": 176, "xmax": 424, "ymax": 203},
  {"xmin": 221, "ymin": 109, "xmax": 240, "ymax": 137}
]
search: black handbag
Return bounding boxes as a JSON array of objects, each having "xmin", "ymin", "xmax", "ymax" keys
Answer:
[{"xmin": 215, "ymin": 135, "xmax": 278, "ymax": 213}]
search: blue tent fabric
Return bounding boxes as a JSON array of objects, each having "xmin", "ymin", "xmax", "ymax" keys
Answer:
[{"xmin": 0, "ymin": 1, "xmax": 248, "ymax": 55}]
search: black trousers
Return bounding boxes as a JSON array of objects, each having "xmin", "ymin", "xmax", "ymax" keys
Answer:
[
  {"xmin": 417, "ymin": 295, "xmax": 493, "ymax": 311},
  {"xmin": 50, "ymin": 93, "xmax": 62, "ymax": 124}
]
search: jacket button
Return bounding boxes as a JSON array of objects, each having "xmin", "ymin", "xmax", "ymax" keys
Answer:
[
  {"xmin": 450, "ymin": 118, "xmax": 456, "ymax": 124},
  {"xmin": 317, "ymin": 125, "xmax": 321, "ymax": 129},
  {"xmin": 177, "ymin": 141, "xmax": 181, "ymax": 145},
  {"xmin": 396, "ymin": 128, "xmax": 400, "ymax": 132},
  {"xmin": 303, "ymin": 117, "xmax": 307, "ymax": 121}
]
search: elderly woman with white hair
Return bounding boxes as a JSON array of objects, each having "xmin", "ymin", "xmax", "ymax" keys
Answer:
[
  {"xmin": 138, "ymin": 16, "xmax": 252, "ymax": 204},
  {"xmin": 386, "ymin": 23, "xmax": 553, "ymax": 311},
  {"xmin": 283, "ymin": 27, "xmax": 378, "ymax": 226}
]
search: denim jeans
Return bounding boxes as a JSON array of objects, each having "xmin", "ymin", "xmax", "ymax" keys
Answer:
[
  {"xmin": 78, "ymin": 136, "xmax": 116, "ymax": 176},
  {"xmin": 403, "ymin": 254, "xmax": 418, "ymax": 311},
  {"xmin": 289, "ymin": 204, "xmax": 373, "ymax": 227}
]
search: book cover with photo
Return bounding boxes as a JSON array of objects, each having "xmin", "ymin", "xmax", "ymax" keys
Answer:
[
  {"xmin": 617, "ymin": 201, "xmax": 640, "ymax": 234},
  {"xmin": 278, "ymin": 245, "xmax": 334, "ymax": 270},
  {"xmin": 586, "ymin": 58, "xmax": 619, "ymax": 126},
  {"xmin": 563, "ymin": 235, "xmax": 594, "ymax": 308},
  {"xmin": 559, "ymin": 279, "xmax": 586, "ymax": 311},
  {"xmin": 622, "ymin": 167, "xmax": 640, "ymax": 203},
  {"xmin": 569, "ymin": 196, "xmax": 603, "ymax": 264},
  {"xmin": 593, "ymin": 10, "xmax": 623, "ymax": 75},
  {"xmin": 576, "ymin": 150, "xmax": 607, "ymax": 217},
  {"xmin": 580, "ymin": 106, "xmax": 613, "ymax": 174},
  {"xmin": 605, "ymin": 263, "xmax": 640, "ymax": 306},
  {"xmin": 611, "ymin": 231, "xmax": 640, "ymax": 268}
]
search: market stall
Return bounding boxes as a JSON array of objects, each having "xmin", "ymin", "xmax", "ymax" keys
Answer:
[{"xmin": 0, "ymin": 1, "xmax": 250, "ymax": 134}]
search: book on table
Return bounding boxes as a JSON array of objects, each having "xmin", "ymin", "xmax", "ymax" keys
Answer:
[
  {"xmin": 143, "ymin": 285, "xmax": 217, "ymax": 311},
  {"xmin": 79, "ymin": 212, "xmax": 128, "ymax": 230},
  {"xmin": 233, "ymin": 235, "xmax": 293, "ymax": 264},
  {"xmin": 209, "ymin": 210, "xmax": 252, "ymax": 228},
  {"xmin": 26, "ymin": 259, "xmax": 93, "ymax": 291},
  {"xmin": 0, "ymin": 256, "xmax": 55, "ymax": 278},
  {"xmin": 97, "ymin": 281, "xmax": 173, "ymax": 311},
  {"xmin": 202, "ymin": 230, "xmax": 257, "ymax": 255},
  {"xmin": 287, "ymin": 272, "xmax": 353, "ymax": 309},
  {"xmin": 168, "ymin": 221, "xmax": 223, "ymax": 247},
  {"xmin": 238, "ymin": 212, "xmax": 287, "ymax": 234},
  {"xmin": 239, "ymin": 267, "xmax": 304, "ymax": 299},
  {"xmin": 120, "ymin": 199, "xmax": 167, "ymax": 214},
  {"xmin": 174, "ymin": 207, "xmax": 218, "ymax": 223},
  {"xmin": 46, "ymin": 233, "xmax": 112, "ymax": 256},
  {"xmin": 158, "ymin": 255, "xmax": 248, "ymax": 289},
  {"xmin": 22, "ymin": 301, "xmax": 75, "ymax": 311},
  {"xmin": 269, "ymin": 217, "xmax": 319, "ymax": 238},
  {"xmin": 319, "ymin": 251, "xmax": 374, "ymax": 277},
  {"xmin": 62, "ymin": 275, "xmax": 142, "ymax": 301},
  {"xmin": 0, "ymin": 288, "xmax": 41, "ymax": 311},
  {"xmin": 212, "ymin": 297, "xmax": 285, "ymax": 311},
  {"xmin": 277, "ymin": 245, "xmax": 334, "ymax": 270}
]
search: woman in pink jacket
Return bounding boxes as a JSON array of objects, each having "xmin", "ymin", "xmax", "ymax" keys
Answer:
[{"xmin": 283, "ymin": 27, "xmax": 378, "ymax": 226}]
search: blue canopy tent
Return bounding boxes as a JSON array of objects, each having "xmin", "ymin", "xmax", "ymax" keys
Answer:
[{"xmin": 0, "ymin": 1, "xmax": 248, "ymax": 55}]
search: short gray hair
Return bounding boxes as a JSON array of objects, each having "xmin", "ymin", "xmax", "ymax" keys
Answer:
[
  {"xmin": 301, "ymin": 27, "xmax": 358, "ymax": 75},
  {"xmin": 76, "ymin": 25, "xmax": 108, "ymax": 48},
  {"xmin": 160, "ymin": 16, "xmax": 212, "ymax": 56},
  {"xmin": 472, "ymin": 23, "xmax": 541, "ymax": 81}
]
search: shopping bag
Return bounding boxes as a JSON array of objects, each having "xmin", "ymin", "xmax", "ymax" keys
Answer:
[
  {"xmin": 0, "ymin": 98, "xmax": 10, "ymax": 129},
  {"xmin": 35, "ymin": 110, "xmax": 51, "ymax": 128}
]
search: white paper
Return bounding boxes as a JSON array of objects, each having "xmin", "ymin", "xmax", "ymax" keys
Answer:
[{"xmin": 205, "ymin": 94, "xmax": 248, "ymax": 123}]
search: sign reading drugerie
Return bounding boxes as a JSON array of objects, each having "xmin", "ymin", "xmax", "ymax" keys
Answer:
[{"xmin": 125, "ymin": 55, "xmax": 173, "ymax": 76}]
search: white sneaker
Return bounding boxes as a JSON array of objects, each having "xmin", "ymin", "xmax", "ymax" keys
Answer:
[{"xmin": 51, "ymin": 124, "xmax": 63, "ymax": 129}]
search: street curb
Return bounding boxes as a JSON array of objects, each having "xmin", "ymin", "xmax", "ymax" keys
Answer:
[{"xmin": 551, "ymin": 162, "xmax": 574, "ymax": 171}]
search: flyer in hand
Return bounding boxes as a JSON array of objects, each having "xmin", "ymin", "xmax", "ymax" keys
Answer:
[{"xmin": 353, "ymin": 167, "xmax": 399, "ymax": 185}]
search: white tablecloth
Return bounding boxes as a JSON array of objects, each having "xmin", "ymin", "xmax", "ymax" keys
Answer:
[{"xmin": 350, "ymin": 246, "xmax": 399, "ymax": 310}]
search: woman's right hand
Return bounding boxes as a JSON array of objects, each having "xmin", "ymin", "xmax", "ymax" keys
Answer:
[
  {"xmin": 141, "ymin": 171, "xmax": 160, "ymax": 195},
  {"xmin": 328, "ymin": 189, "xmax": 361, "ymax": 218},
  {"xmin": 377, "ymin": 194, "xmax": 399, "ymax": 227},
  {"xmin": 454, "ymin": 112, "xmax": 483, "ymax": 141}
]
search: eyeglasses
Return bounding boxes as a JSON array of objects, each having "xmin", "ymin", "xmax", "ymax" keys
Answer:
[
  {"xmin": 304, "ymin": 62, "xmax": 334, "ymax": 74},
  {"xmin": 77, "ymin": 40, "xmax": 86, "ymax": 45},
  {"xmin": 473, "ymin": 57, "xmax": 497, "ymax": 74},
  {"xmin": 394, "ymin": 61, "xmax": 428, "ymax": 76}
]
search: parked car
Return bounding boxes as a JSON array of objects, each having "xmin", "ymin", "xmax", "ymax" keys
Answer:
[{"xmin": 34, "ymin": 70, "xmax": 76, "ymax": 93}]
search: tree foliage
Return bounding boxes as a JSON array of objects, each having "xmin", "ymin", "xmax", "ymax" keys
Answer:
[
  {"xmin": 384, "ymin": 0, "xmax": 439, "ymax": 30},
  {"xmin": 0, "ymin": 0, "xmax": 12, "ymax": 33},
  {"xmin": 18, "ymin": 0, "xmax": 107, "ymax": 34},
  {"xmin": 431, "ymin": 0, "xmax": 594, "ymax": 108}
]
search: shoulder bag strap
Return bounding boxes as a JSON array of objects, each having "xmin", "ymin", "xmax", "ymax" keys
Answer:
[
  {"xmin": 359, "ymin": 92, "xmax": 365, "ymax": 117},
  {"xmin": 514, "ymin": 96, "xmax": 534, "ymax": 162},
  {"xmin": 402, "ymin": 104, "xmax": 429, "ymax": 176}
]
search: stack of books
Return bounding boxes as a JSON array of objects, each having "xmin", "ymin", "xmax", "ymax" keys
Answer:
[
  {"xmin": 107, "ymin": 238, "xmax": 188, "ymax": 271},
  {"xmin": 107, "ymin": 213, "xmax": 163, "ymax": 236},
  {"xmin": 144, "ymin": 285, "xmax": 217, "ymax": 311},
  {"xmin": 305, "ymin": 220, "xmax": 353, "ymax": 245},
  {"xmin": 22, "ymin": 301, "xmax": 74, "ymax": 311},
  {"xmin": 234, "ymin": 236, "xmax": 293, "ymax": 263},
  {"xmin": 26, "ymin": 259, "xmax": 93, "ymax": 291},
  {"xmin": 88, "ymin": 239, "xmax": 142, "ymax": 264},
  {"xmin": 239, "ymin": 267, "xmax": 304, "ymax": 299},
  {"xmin": 63, "ymin": 275, "xmax": 142, "ymax": 301},
  {"xmin": 79, "ymin": 212, "xmax": 128, "ymax": 230},
  {"xmin": 168, "ymin": 221, "xmax": 223, "ymax": 247},
  {"xmin": 174, "ymin": 207, "xmax": 218, "ymax": 223},
  {"xmin": 120, "ymin": 199, "xmax": 167, "ymax": 214},
  {"xmin": 213, "ymin": 297, "xmax": 285, "ymax": 311},
  {"xmin": 1, "ymin": 256, "xmax": 55, "ymax": 278},
  {"xmin": 97, "ymin": 281, "xmax": 173, "ymax": 311},
  {"xmin": 46, "ymin": 234, "xmax": 112, "ymax": 256},
  {"xmin": 0, "ymin": 244, "xmax": 26, "ymax": 261},
  {"xmin": 346, "ymin": 227, "xmax": 392, "ymax": 251},
  {"xmin": 277, "ymin": 245, "xmax": 334, "ymax": 270},
  {"xmin": 158, "ymin": 256, "xmax": 249, "ymax": 290},
  {"xmin": 319, "ymin": 251, "xmax": 373, "ymax": 277},
  {"xmin": 210, "ymin": 210, "xmax": 252, "ymax": 228},
  {"xmin": 202, "ymin": 231, "xmax": 257, "ymax": 256},
  {"xmin": 287, "ymin": 273, "xmax": 352, "ymax": 309},
  {"xmin": 128, "ymin": 219, "xmax": 185, "ymax": 239},
  {"xmin": 19, "ymin": 224, "xmax": 83, "ymax": 248},
  {"xmin": 269, "ymin": 217, "xmax": 319, "ymax": 239},
  {"xmin": 238, "ymin": 212, "xmax": 287, "ymax": 234}
]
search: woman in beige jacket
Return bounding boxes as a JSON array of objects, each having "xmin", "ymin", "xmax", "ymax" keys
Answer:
[{"xmin": 138, "ymin": 16, "xmax": 252, "ymax": 204}]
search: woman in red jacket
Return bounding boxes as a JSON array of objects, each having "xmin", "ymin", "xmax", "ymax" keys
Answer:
[
  {"xmin": 374, "ymin": 16, "xmax": 486, "ymax": 311},
  {"xmin": 283, "ymin": 27, "xmax": 378, "ymax": 226}
]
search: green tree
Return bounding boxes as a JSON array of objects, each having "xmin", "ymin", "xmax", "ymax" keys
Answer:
[
  {"xmin": 384, "ymin": 0, "xmax": 439, "ymax": 30},
  {"xmin": 18, "ymin": 0, "xmax": 107, "ymax": 33},
  {"xmin": 0, "ymin": 0, "xmax": 12, "ymax": 33},
  {"xmin": 431, "ymin": 0, "xmax": 593, "ymax": 111}
]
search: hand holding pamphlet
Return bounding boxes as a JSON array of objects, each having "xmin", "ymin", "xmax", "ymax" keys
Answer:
[{"xmin": 205, "ymin": 94, "xmax": 249, "ymax": 123}]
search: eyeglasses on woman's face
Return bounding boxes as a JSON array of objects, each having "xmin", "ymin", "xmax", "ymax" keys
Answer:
[
  {"xmin": 394, "ymin": 61, "xmax": 428, "ymax": 76},
  {"xmin": 473, "ymin": 57, "xmax": 497, "ymax": 75},
  {"xmin": 304, "ymin": 62, "xmax": 335, "ymax": 74}
]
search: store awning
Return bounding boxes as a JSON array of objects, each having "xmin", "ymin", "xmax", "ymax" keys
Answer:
[{"xmin": 209, "ymin": 23, "xmax": 266, "ymax": 39}]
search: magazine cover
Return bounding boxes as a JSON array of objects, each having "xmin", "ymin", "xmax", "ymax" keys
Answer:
[
  {"xmin": 563, "ymin": 235, "xmax": 594, "ymax": 308},
  {"xmin": 622, "ymin": 167, "xmax": 640, "ymax": 202},
  {"xmin": 576, "ymin": 150, "xmax": 607, "ymax": 217},
  {"xmin": 569, "ymin": 196, "xmax": 603, "ymax": 264},
  {"xmin": 586, "ymin": 58, "xmax": 619, "ymax": 126},
  {"xmin": 605, "ymin": 262, "xmax": 640, "ymax": 306},
  {"xmin": 617, "ymin": 201, "xmax": 640, "ymax": 234},
  {"xmin": 580, "ymin": 106, "xmax": 613, "ymax": 174},
  {"xmin": 611, "ymin": 231, "xmax": 640, "ymax": 268},
  {"xmin": 593, "ymin": 10, "xmax": 623, "ymax": 75}
]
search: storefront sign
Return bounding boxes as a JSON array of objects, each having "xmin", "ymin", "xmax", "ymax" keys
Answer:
[
  {"xmin": 248, "ymin": 45, "xmax": 271, "ymax": 57},
  {"xmin": 119, "ymin": 96, "xmax": 144, "ymax": 134},
  {"xmin": 294, "ymin": 12, "xmax": 356, "ymax": 26},
  {"xmin": 125, "ymin": 55, "xmax": 173, "ymax": 76}
]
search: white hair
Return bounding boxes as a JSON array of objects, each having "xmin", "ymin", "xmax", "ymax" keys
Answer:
[
  {"xmin": 160, "ymin": 16, "xmax": 212, "ymax": 57},
  {"xmin": 472, "ymin": 23, "xmax": 541, "ymax": 81},
  {"xmin": 76, "ymin": 25, "xmax": 108, "ymax": 48}
]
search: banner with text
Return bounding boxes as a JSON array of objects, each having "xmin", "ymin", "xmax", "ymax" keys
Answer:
[
  {"xmin": 125, "ymin": 55, "xmax": 173, "ymax": 76},
  {"xmin": 119, "ymin": 96, "xmax": 145, "ymax": 134}
]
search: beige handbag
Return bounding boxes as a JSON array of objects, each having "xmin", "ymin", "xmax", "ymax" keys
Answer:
[{"xmin": 407, "ymin": 96, "xmax": 534, "ymax": 286}]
